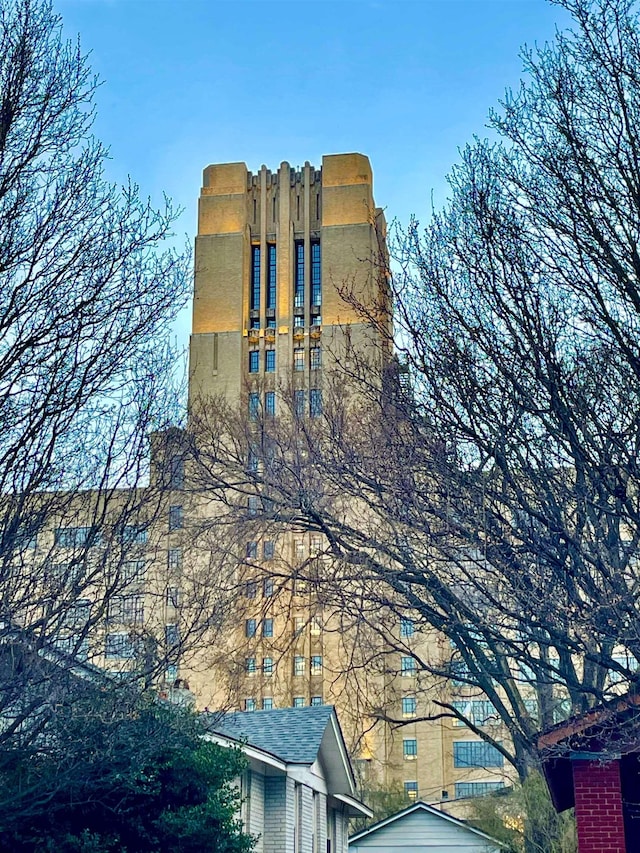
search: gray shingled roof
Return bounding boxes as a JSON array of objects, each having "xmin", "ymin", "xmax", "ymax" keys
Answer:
[{"xmin": 208, "ymin": 705, "xmax": 335, "ymax": 764}]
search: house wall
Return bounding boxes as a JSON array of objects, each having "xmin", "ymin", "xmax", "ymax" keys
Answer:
[
  {"xmin": 573, "ymin": 758, "xmax": 626, "ymax": 853},
  {"xmin": 263, "ymin": 776, "xmax": 288, "ymax": 853},
  {"xmin": 251, "ymin": 766, "xmax": 352, "ymax": 853},
  {"xmin": 249, "ymin": 770, "xmax": 265, "ymax": 852}
]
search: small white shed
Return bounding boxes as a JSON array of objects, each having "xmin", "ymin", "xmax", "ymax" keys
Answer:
[{"xmin": 349, "ymin": 800, "xmax": 503, "ymax": 853}]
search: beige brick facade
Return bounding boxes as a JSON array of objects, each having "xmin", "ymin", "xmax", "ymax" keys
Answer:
[{"xmin": 182, "ymin": 153, "xmax": 512, "ymax": 807}]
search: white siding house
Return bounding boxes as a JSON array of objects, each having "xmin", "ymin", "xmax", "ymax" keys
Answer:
[
  {"xmin": 207, "ymin": 705, "xmax": 371, "ymax": 853},
  {"xmin": 349, "ymin": 801, "xmax": 503, "ymax": 853}
]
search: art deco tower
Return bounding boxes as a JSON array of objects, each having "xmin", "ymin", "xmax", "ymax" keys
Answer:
[
  {"xmin": 189, "ymin": 153, "xmax": 387, "ymax": 409},
  {"xmin": 185, "ymin": 153, "xmax": 509, "ymax": 807}
]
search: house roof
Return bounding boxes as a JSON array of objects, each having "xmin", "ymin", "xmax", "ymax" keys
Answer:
[
  {"xmin": 206, "ymin": 705, "xmax": 371, "ymax": 817},
  {"xmin": 349, "ymin": 800, "xmax": 504, "ymax": 847},
  {"xmin": 209, "ymin": 705, "xmax": 336, "ymax": 764}
]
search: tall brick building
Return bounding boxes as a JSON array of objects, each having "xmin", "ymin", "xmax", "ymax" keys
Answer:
[{"xmin": 181, "ymin": 153, "xmax": 512, "ymax": 806}]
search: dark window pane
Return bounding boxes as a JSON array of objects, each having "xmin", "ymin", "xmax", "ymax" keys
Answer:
[
  {"xmin": 251, "ymin": 245, "xmax": 261, "ymax": 311},
  {"xmin": 267, "ymin": 244, "xmax": 277, "ymax": 310},
  {"xmin": 311, "ymin": 241, "xmax": 321, "ymax": 305}
]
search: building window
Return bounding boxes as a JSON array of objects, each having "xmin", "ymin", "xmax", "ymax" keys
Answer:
[
  {"xmin": 263, "ymin": 578, "xmax": 274, "ymax": 597},
  {"xmin": 62, "ymin": 598, "xmax": 91, "ymax": 630},
  {"xmin": 54, "ymin": 636, "xmax": 86, "ymax": 660},
  {"xmin": 165, "ymin": 623, "xmax": 179, "ymax": 648},
  {"xmin": 120, "ymin": 525, "xmax": 147, "ymax": 545},
  {"xmin": 262, "ymin": 618, "xmax": 274, "ymax": 638},
  {"xmin": 265, "ymin": 349, "xmax": 276, "ymax": 372},
  {"xmin": 403, "ymin": 738, "xmax": 418, "ymax": 760},
  {"xmin": 294, "ymin": 241, "xmax": 304, "ymax": 308},
  {"xmin": 122, "ymin": 559, "xmax": 146, "ymax": 583},
  {"xmin": 263, "ymin": 657, "xmax": 273, "ymax": 676},
  {"xmin": 246, "ymin": 657, "xmax": 256, "ymax": 675},
  {"xmin": 310, "ymin": 347, "xmax": 321, "ymax": 370},
  {"xmin": 402, "ymin": 696, "xmax": 417, "ymax": 718},
  {"xmin": 453, "ymin": 741, "xmax": 504, "ymax": 768},
  {"xmin": 109, "ymin": 595, "xmax": 144, "ymax": 624},
  {"xmin": 294, "ymin": 539, "xmax": 305, "ymax": 562},
  {"xmin": 262, "ymin": 697, "xmax": 274, "ymax": 710},
  {"xmin": 248, "ymin": 496, "xmax": 260, "ymax": 516},
  {"xmin": 310, "ymin": 389, "xmax": 322, "ymax": 418},
  {"xmin": 265, "ymin": 391, "xmax": 276, "ymax": 417},
  {"xmin": 455, "ymin": 781, "xmax": 505, "ymax": 798},
  {"xmin": 311, "ymin": 241, "xmax": 321, "ymax": 305},
  {"xmin": 250, "ymin": 316, "xmax": 260, "ymax": 329},
  {"xmin": 48, "ymin": 562, "xmax": 82, "ymax": 586},
  {"xmin": 450, "ymin": 657, "xmax": 472, "ymax": 687},
  {"xmin": 55, "ymin": 526, "xmax": 97, "ymax": 548},
  {"xmin": 310, "ymin": 616, "xmax": 321, "ymax": 636},
  {"xmin": 105, "ymin": 632, "xmax": 134, "ymax": 659},
  {"xmin": 294, "ymin": 390, "xmax": 305, "ymax": 418},
  {"xmin": 267, "ymin": 243, "xmax": 276, "ymax": 310},
  {"xmin": 168, "ymin": 505, "xmax": 183, "ymax": 531},
  {"xmin": 244, "ymin": 698, "xmax": 256, "ymax": 712},
  {"xmin": 293, "ymin": 697, "xmax": 305, "ymax": 708},
  {"xmin": 249, "ymin": 350, "xmax": 259, "ymax": 373},
  {"xmin": 249, "ymin": 392, "xmax": 260, "ymax": 420},
  {"xmin": 294, "ymin": 616, "xmax": 305, "ymax": 636},
  {"xmin": 246, "ymin": 541, "xmax": 258, "ymax": 559},
  {"xmin": 404, "ymin": 781, "xmax": 418, "ymax": 801},
  {"xmin": 165, "ymin": 456, "xmax": 184, "ymax": 490},
  {"xmin": 245, "ymin": 580, "xmax": 257, "ymax": 599},
  {"xmin": 293, "ymin": 655, "xmax": 306, "ymax": 676},
  {"xmin": 400, "ymin": 618, "xmax": 414, "ymax": 638},
  {"xmin": 263, "ymin": 540, "xmax": 274, "ymax": 559},
  {"xmin": 251, "ymin": 245, "xmax": 261, "ymax": 311},
  {"xmin": 167, "ymin": 548, "xmax": 182, "ymax": 571},
  {"xmin": 311, "ymin": 655, "xmax": 323, "ymax": 676},
  {"xmin": 523, "ymin": 698, "xmax": 539, "ymax": 723},
  {"xmin": 452, "ymin": 700, "xmax": 498, "ymax": 727},
  {"xmin": 245, "ymin": 619, "xmax": 257, "ymax": 638},
  {"xmin": 166, "ymin": 586, "xmax": 181, "ymax": 608},
  {"xmin": 311, "ymin": 696, "xmax": 323, "ymax": 707},
  {"xmin": 266, "ymin": 317, "xmax": 276, "ymax": 329},
  {"xmin": 247, "ymin": 447, "xmax": 259, "ymax": 474},
  {"xmin": 401, "ymin": 656, "xmax": 416, "ymax": 677},
  {"xmin": 294, "ymin": 348, "xmax": 305, "ymax": 371}
]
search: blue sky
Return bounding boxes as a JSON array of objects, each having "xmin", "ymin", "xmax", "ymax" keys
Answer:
[{"xmin": 56, "ymin": 0, "xmax": 570, "ymax": 345}]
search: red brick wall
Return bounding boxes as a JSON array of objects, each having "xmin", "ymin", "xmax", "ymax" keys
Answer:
[{"xmin": 573, "ymin": 758, "xmax": 626, "ymax": 853}]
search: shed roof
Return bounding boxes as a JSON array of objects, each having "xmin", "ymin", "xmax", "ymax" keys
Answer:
[{"xmin": 349, "ymin": 800, "xmax": 504, "ymax": 849}]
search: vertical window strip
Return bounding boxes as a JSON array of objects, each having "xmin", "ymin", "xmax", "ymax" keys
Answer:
[
  {"xmin": 251, "ymin": 245, "xmax": 261, "ymax": 311},
  {"xmin": 294, "ymin": 242, "xmax": 304, "ymax": 308},
  {"xmin": 311, "ymin": 241, "xmax": 321, "ymax": 305},
  {"xmin": 267, "ymin": 244, "xmax": 277, "ymax": 309},
  {"xmin": 265, "ymin": 391, "xmax": 276, "ymax": 417},
  {"xmin": 310, "ymin": 388, "xmax": 322, "ymax": 418}
]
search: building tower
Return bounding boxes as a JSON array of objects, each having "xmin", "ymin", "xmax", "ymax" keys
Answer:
[
  {"xmin": 189, "ymin": 153, "xmax": 387, "ymax": 408},
  {"xmin": 185, "ymin": 153, "xmax": 511, "ymax": 808}
]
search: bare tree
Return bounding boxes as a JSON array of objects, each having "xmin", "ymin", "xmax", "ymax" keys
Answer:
[
  {"xmin": 0, "ymin": 0, "xmax": 194, "ymax": 742},
  {"xmin": 188, "ymin": 4, "xmax": 640, "ymax": 845}
]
